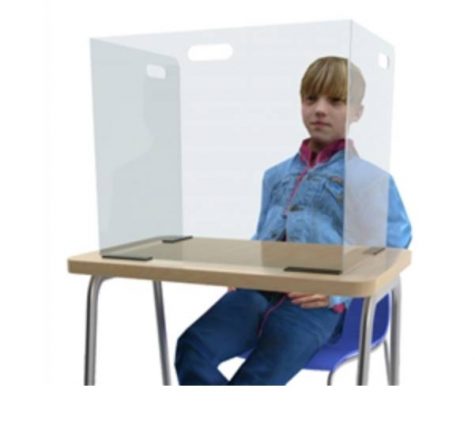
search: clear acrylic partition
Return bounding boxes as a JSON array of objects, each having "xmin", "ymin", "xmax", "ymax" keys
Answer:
[
  {"xmin": 343, "ymin": 22, "xmax": 394, "ymax": 270},
  {"xmin": 91, "ymin": 41, "xmax": 183, "ymax": 255},
  {"xmin": 91, "ymin": 21, "xmax": 393, "ymax": 272}
]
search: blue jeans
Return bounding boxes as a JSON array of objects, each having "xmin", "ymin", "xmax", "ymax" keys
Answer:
[{"xmin": 175, "ymin": 288, "xmax": 346, "ymax": 385}]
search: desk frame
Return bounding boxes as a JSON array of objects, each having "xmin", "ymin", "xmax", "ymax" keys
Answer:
[{"xmin": 83, "ymin": 274, "xmax": 402, "ymax": 386}]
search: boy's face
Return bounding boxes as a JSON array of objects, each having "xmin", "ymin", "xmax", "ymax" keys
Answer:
[{"xmin": 301, "ymin": 94, "xmax": 363, "ymax": 147}]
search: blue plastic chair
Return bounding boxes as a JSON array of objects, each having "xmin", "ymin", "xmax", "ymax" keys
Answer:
[
  {"xmin": 305, "ymin": 294, "xmax": 391, "ymax": 385},
  {"xmin": 239, "ymin": 294, "xmax": 391, "ymax": 385}
]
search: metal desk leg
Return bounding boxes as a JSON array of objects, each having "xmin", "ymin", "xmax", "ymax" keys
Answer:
[
  {"xmin": 390, "ymin": 280, "xmax": 402, "ymax": 385},
  {"xmin": 357, "ymin": 296, "xmax": 377, "ymax": 385},
  {"xmin": 84, "ymin": 275, "xmax": 107, "ymax": 386},
  {"xmin": 152, "ymin": 280, "xmax": 172, "ymax": 385}
]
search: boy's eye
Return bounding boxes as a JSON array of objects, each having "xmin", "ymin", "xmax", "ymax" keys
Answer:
[{"xmin": 304, "ymin": 95, "xmax": 344, "ymax": 104}]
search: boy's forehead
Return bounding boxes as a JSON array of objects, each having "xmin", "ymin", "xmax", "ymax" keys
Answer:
[
  {"xmin": 302, "ymin": 78, "xmax": 347, "ymax": 99},
  {"xmin": 302, "ymin": 87, "xmax": 346, "ymax": 98}
]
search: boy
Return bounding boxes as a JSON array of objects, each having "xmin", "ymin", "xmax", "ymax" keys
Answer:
[{"xmin": 174, "ymin": 56, "xmax": 412, "ymax": 385}]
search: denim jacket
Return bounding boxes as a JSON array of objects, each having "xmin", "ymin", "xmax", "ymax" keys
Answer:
[{"xmin": 251, "ymin": 144, "xmax": 412, "ymax": 309}]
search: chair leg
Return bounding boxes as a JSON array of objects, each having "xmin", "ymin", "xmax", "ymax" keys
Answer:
[
  {"xmin": 389, "ymin": 281, "xmax": 402, "ymax": 385},
  {"xmin": 384, "ymin": 339, "xmax": 391, "ymax": 384},
  {"xmin": 325, "ymin": 339, "xmax": 394, "ymax": 386},
  {"xmin": 152, "ymin": 280, "xmax": 172, "ymax": 385},
  {"xmin": 84, "ymin": 275, "xmax": 107, "ymax": 386},
  {"xmin": 356, "ymin": 296, "xmax": 377, "ymax": 385},
  {"xmin": 326, "ymin": 340, "xmax": 388, "ymax": 386}
]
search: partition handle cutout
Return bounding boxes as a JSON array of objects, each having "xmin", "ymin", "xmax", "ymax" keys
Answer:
[
  {"xmin": 146, "ymin": 64, "xmax": 167, "ymax": 79},
  {"xmin": 378, "ymin": 53, "xmax": 390, "ymax": 69}
]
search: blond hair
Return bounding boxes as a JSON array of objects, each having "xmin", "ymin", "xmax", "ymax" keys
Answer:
[{"xmin": 300, "ymin": 56, "xmax": 365, "ymax": 105}]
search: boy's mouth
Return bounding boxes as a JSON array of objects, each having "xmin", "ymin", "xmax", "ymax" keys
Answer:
[{"xmin": 310, "ymin": 121, "xmax": 330, "ymax": 127}]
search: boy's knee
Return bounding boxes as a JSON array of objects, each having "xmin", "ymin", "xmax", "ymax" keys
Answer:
[
  {"xmin": 174, "ymin": 328, "xmax": 209, "ymax": 368},
  {"xmin": 175, "ymin": 329, "xmax": 194, "ymax": 362}
]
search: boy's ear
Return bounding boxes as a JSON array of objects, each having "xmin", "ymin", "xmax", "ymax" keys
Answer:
[{"xmin": 350, "ymin": 104, "xmax": 364, "ymax": 123}]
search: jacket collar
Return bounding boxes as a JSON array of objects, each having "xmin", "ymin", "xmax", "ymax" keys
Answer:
[{"xmin": 299, "ymin": 138, "xmax": 357, "ymax": 167}]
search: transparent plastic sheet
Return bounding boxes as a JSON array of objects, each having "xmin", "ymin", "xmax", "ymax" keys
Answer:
[
  {"xmin": 90, "ymin": 21, "xmax": 394, "ymax": 273},
  {"xmin": 91, "ymin": 41, "xmax": 183, "ymax": 254},
  {"xmin": 343, "ymin": 22, "xmax": 394, "ymax": 270}
]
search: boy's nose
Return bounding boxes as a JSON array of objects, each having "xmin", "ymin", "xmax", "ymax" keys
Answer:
[
  {"xmin": 313, "ymin": 98, "xmax": 329, "ymax": 114},
  {"xmin": 313, "ymin": 100, "xmax": 327, "ymax": 115}
]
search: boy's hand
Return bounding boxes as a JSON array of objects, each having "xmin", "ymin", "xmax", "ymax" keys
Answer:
[
  {"xmin": 227, "ymin": 287, "xmax": 237, "ymax": 292},
  {"xmin": 287, "ymin": 292, "xmax": 329, "ymax": 308}
]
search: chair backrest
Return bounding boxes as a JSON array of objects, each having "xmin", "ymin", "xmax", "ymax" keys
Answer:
[
  {"xmin": 328, "ymin": 294, "xmax": 391, "ymax": 349},
  {"xmin": 304, "ymin": 294, "xmax": 391, "ymax": 371}
]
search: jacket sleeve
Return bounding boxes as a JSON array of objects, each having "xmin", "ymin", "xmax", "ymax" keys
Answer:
[
  {"xmin": 329, "ymin": 176, "xmax": 412, "ymax": 310},
  {"xmin": 251, "ymin": 170, "xmax": 272, "ymax": 240},
  {"xmin": 328, "ymin": 295, "xmax": 353, "ymax": 309},
  {"xmin": 387, "ymin": 176, "xmax": 412, "ymax": 248}
]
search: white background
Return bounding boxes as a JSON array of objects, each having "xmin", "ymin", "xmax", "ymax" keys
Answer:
[{"xmin": 1, "ymin": 0, "xmax": 474, "ymax": 420}]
